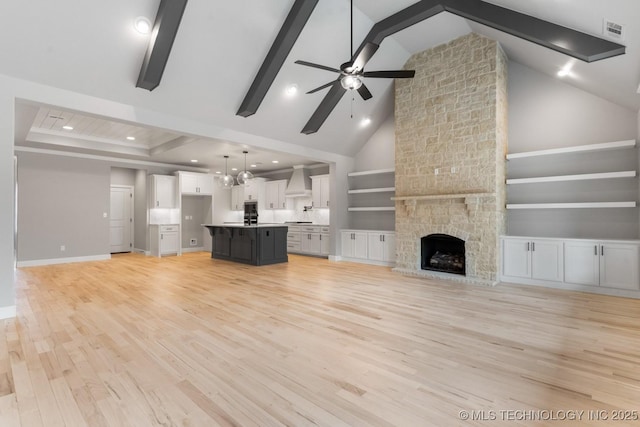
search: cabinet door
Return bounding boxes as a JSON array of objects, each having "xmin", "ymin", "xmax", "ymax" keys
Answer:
[
  {"xmin": 198, "ymin": 174, "xmax": 213, "ymax": 195},
  {"xmin": 152, "ymin": 175, "xmax": 176, "ymax": 208},
  {"xmin": 277, "ymin": 180, "xmax": 288, "ymax": 209},
  {"xmin": 212, "ymin": 228, "xmax": 231, "ymax": 257},
  {"xmin": 531, "ymin": 240, "xmax": 563, "ymax": 282},
  {"xmin": 160, "ymin": 232, "xmax": 179, "ymax": 254},
  {"xmin": 180, "ymin": 173, "xmax": 198, "ymax": 194},
  {"xmin": 353, "ymin": 232, "xmax": 368, "ymax": 259},
  {"xmin": 230, "ymin": 186, "xmax": 243, "ymax": 211},
  {"xmin": 320, "ymin": 233, "xmax": 330, "ymax": 255},
  {"xmin": 320, "ymin": 176, "xmax": 330, "ymax": 208},
  {"xmin": 368, "ymin": 233, "xmax": 385, "ymax": 261},
  {"xmin": 309, "ymin": 234, "xmax": 322, "ymax": 254},
  {"xmin": 266, "ymin": 181, "xmax": 278, "ymax": 209},
  {"xmin": 341, "ymin": 232, "xmax": 354, "ymax": 258},
  {"xmin": 301, "ymin": 233, "xmax": 312, "ymax": 253},
  {"xmin": 383, "ymin": 233, "xmax": 396, "ymax": 262},
  {"xmin": 501, "ymin": 238, "xmax": 530, "ymax": 279},
  {"xmin": 564, "ymin": 241, "xmax": 599, "ymax": 286},
  {"xmin": 600, "ymin": 243, "xmax": 639, "ymax": 290},
  {"xmin": 312, "ymin": 179, "xmax": 322, "ymax": 209}
]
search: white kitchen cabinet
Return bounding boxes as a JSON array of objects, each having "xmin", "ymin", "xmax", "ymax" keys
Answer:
[
  {"xmin": 341, "ymin": 231, "xmax": 368, "ymax": 259},
  {"xmin": 287, "ymin": 225, "xmax": 329, "ymax": 257},
  {"xmin": 150, "ymin": 224, "xmax": 179, "ymax": 257},
  {"xmin": 265, "ymin": 180, "xmax": 289, "ymax": 210},
  {"xmin": 565, "ymin": 241, "xmax": 639, "ymax": 290},
  {"xmin": 150, "ymin": 175, "xmax": 176, "ymax": 208},
  {"xmin": 311, "ymin": 175, "xmax": 330, "ymax": 209},
  {"xmin": 177, "ymin": 172, "xmax": 213, "ymax": 195},
  {"xmin": 230, "ymin": 186, "xmax": 244, "ymax": 211},
  {"xmin": 320, "ymin": 232, "xmax": 330, "ymax": 255},
  {"xmin": 243, "ymin": 177, "xmax": 265, "ymax": 202},
  {"xmin": 367, "ymin": 232, "xmax": 396, "ymax": 262},
  {"xmin": 501, "ymin": 237, "xmax": 563, "ymax": 282}
]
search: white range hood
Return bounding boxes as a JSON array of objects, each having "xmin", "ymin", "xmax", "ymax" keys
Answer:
[{"xmin": 285, "ymin": 165, "xmax": 312, "ymax": 197}]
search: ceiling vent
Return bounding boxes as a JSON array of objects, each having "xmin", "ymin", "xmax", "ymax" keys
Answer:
[{"xmin": 603, "ymin": 19, "xmax": 624, "ymax": 41}]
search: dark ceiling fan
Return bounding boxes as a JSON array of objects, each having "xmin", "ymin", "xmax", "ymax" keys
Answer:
[{"xmin": 294, "ymin": 0, "xmax": 415, "ymax": 102}]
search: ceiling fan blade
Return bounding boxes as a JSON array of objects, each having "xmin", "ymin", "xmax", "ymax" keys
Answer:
[
  {"xmin": 362, "ymin": 70, "xmax": 416, "ymax": 79},
  {"xmin": 351, "ymin": 42, "xmax": 379, "ymax": 71},
  {"xmin": 357, "ymin": 83, "xmax": 373, "ymax": 101},
  {"xmin": 302, "ymin": 80, "xmax": 346, "ymax": 134},
  {"xmin": 294, "ymin": 60, "xmax": 341, "ymax": 73},
  {"xmin": 306, "ymin": 80, "xmax": 338, "ymax": 94}
]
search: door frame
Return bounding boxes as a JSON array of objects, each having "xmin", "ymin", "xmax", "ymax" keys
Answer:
[{"xmin": 110, "ymin": 185, "xmax": 135, "ymax": 253}]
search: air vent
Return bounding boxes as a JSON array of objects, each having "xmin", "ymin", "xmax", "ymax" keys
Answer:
[{"xmin": 604, "ymin": 19, "xmax": 623, "ymax": 40}]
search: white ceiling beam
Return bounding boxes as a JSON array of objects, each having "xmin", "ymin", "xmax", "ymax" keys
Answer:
[{"xmin": 149, "ymin": 136, "xmax": 199, "ymax": 156}]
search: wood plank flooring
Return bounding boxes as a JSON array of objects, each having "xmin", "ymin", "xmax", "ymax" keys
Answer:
[{"xmin": 2, "ymin": 252, "xmax": 640, "ymax": 426}]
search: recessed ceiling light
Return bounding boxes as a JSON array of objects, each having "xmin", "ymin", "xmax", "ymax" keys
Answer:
[
  {"xmin": 272, "ymin": 160, "xmax": 279, "ymax": 164},
  {"xmin": 216, "ymin": 171, "xmax": 221, "ymax": 174},
  {"xmin": 285, "ymin": 84, "xmax": 299, "ymax": 96},
  {"xmin": 231, "ymin": 168, "xmax": 238, "ymax": 171},
  {"xmin": 557, "ymin": 61, "xmax": 574, "ymax": 78},
  {"xmin": 62, "ymin": 125, "xmax": 74, "ymax": 130},
  {"xmin": 250, "ymin": 164, "xmax": 257, "ymax": 168},
  {"xmin": 190, "ymin": 159, "xmax": 198, "ymax": 163},
  {"xmin": 134, "ymin": 16, "xmax": 152, "ymax": 35},
  {"xmin": 126, "ymin": 136, "xmax": 136, "ymax": 141},
  {"xmin": 361, "ymin": 117, "xmax": 372, "ymax": 127}
]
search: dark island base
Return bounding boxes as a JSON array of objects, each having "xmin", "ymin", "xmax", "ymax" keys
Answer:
[{"xmin": 204, "ymin": 225, "xmax": 288, "ymax": 266}]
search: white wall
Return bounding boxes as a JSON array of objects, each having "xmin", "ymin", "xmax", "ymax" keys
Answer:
[
  {"xmin": 0, "ymin": 93, "xmax": 15, "ymax": 312},
  {"xmin": 110, "ymin": 167, "xmax": 136, "ymax": 186},
  {"xmin": 354, "ymin": 115, "xmax": 395, "ymax": 171}
]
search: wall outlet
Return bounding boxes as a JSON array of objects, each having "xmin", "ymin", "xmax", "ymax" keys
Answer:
[
  {"xmin": 190, "ymin": 238, "xmax": 197, "ymax": 246},
  {"xmin": 103, "ymin": 212, "xmax": 108, "ymax": 218},
  {"xmin": 434, "ymin": 168, "xmax": 439, "ymax": 175},
  {"xmin": 451, "ymin": 166, "xmax": 458, "ymax": 174},
  {"xmin": 60, "ymin": 245, "xmax": 66, "ymax": 252}
]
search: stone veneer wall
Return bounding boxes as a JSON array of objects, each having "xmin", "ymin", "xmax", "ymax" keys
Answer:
[{"xmin": 394, "ymin": 33, "xmax": 507, "ymax": 283}]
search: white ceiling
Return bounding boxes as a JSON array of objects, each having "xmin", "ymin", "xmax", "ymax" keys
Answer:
[{"xmin": 6, "ymin": 0, "xmax": 640, "ymax": 167}]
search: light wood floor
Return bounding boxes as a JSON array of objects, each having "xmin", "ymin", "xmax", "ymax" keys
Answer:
[{"xmin": 2, "ymin": 253, "xmax": 640, "ymax": 426}]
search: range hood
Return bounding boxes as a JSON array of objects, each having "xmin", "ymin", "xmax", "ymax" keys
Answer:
[{"xmin": 285, "ymin": 165, "xmax": 312, "ymax": 197}]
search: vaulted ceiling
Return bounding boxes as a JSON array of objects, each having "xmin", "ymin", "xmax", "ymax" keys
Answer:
[{"xmin": 5, "ymin": 0, "xmax": 639, "ymax": 165}]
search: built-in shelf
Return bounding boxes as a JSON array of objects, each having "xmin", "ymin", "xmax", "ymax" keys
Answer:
[
  {"xmin": 348, "ymin": 168, "xmax": 395, "ymax": 177},
  {"xmin": 348, "ymin": 187, "xmax": 396, "ymax": 194},
  {"xmin": 507, "ymin": 202, "xmax": 637, "ymax": 209},
  {"xmin": 392, "ymin": 192, "xmax": 495, "ymax": 202},
  {"xmin": 348, "ymin": 207, "xmax": 396, "ymax": 212},
  {"xmin": 506, "ymin": 171, "xmax": 636, "ymax": 185},
  {"xmin": 506, "ymin": 140, "xmax": 636, "ymax": 160}
]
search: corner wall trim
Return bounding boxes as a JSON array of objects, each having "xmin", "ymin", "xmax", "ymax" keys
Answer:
[
  {"xmin": 17, "ymin": 254, "xmax": 111, "ymax": 268},
  {"xmin": 0, "ymin": 306, "xmax": 16, "ymax": 320}
]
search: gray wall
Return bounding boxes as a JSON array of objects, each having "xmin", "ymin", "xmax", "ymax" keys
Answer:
[
  {"xmin": 0, "ymin": 94, "xmax": 15, "ymax": 309},
  {"xmin": 507, "ymin": 61, "xmax": 639, "ymax": 239},
  {"xmin": 110, "ymin": 167, "xmax": 136, "ymax": 186},
  {"xmin": 354, "ymin": 115, "xmax": 395, "ymax": 171},
  {"xmin": 181, "ymin": 195, "xmax": 210, "ymax": 249},
  {"xmin": 134, "ymin": 169, "xmax": 148, "ymax": 251},
  {"xmin": 17, "ymin": 152, "xmax": 111, "ymax": 261}
]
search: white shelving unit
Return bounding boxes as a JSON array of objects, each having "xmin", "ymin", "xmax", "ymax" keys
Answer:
[
  {"xmin": 506, "ymin": 140, "xmax": 636, "ymax": 160},
  {"xmin": 506, "ymin": 140, "xmax": 638, "ymax": 211},
  {"xmin": 347, "ymin": 169, "xmax": 395, "ymax": 212},
  {"xmin": 347, "ymin": 168, "xmax": 395, "ymax": 231},
  {"xmin": 347, "ymin": 168, "xmax": 394, "ymax": 177},
  {"xmin": 348, "ymin": 187, "xmax": 395, "ymax": 194}
]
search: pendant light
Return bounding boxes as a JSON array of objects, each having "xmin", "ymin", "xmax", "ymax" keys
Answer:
[
  {"xmin": 218, "ymin": 155, "xmax": 235, "ymax": 189},
  {"xmin": 237, "ymin": 150, "xmax": 254, "ymax": 185}
]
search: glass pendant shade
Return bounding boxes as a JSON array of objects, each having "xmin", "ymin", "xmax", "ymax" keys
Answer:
[
  {"xmin": 218, "ymin": 155, "xmax": 235, "ymax": 189},
  {"xmin": 237, "ymin": 151, "xmax": 254, "ymax": 185}
]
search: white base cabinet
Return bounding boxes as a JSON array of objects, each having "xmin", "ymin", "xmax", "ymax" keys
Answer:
[
  {"xmin": 287, "ymin": 225, "xmax": 329, "ymax": 257},
  {"xmin": 341, "ymin": 230, "xmax": 395, "ymax": 266},
  {"xmin": 150, "ymin": 225, "xmax": 180, "ymax": 257},
  {"xmin": 501, "ymin": 236, "xmax": 640, "ymax": 296},
  {"xmin": 565, "ymin": 241, "xmax": 639, "ymax": 290}
]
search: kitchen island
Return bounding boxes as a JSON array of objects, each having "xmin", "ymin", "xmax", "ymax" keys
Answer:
[{"xmin": 203, "ymin": 224, "xmax": 288, "ymax": 266}]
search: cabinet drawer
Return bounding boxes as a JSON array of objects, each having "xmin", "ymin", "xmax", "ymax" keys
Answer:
[
  {"xmin": 302, "ymin": 226, "xmax": 321, "ymax": 233},
  {"xmin": 160, "ymin": 225, "xmax": 179, "ymax": 232},
  {"xmin": 287, "ymin": 241, "xmax": 301, "ymax": 252},
  {"xmin": 287, "ymin": 232, "xmax": 301, "ymax": 242},
  {"xmin": 320, "ymin": 227, "xmax": 329, "ymax": 233}
]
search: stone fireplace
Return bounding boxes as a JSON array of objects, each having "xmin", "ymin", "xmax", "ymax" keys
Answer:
[{"xmin": 393, "ymin": 33, "xmax": 507, "ymax": 285}]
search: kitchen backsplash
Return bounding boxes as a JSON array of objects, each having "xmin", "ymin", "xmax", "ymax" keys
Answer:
[{"xmin": 272, "ymin": 197, "xmax": 330, "ymax": 224}]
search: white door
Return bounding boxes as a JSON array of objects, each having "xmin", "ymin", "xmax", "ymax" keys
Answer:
[{"xmin": 110, "ymin": 186, "xmax": 133, "ymax": 253}]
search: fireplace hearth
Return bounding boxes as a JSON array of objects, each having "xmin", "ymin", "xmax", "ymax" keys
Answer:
[{"xmin": 421, "ymin": 234, "xmax": 465, "ymax": 276}]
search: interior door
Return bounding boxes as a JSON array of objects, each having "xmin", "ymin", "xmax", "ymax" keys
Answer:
[{"xmin": 110, "ymin": 186, "xmax": 133, "ymax": 253}]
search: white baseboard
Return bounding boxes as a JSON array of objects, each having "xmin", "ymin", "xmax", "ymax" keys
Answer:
[
  {"xmin": 328, "ymin": 255, "xmax": 342, "ymax": 262},
  {"xmin": 181, "ymin": 247, "xmax": 206, "ymax": 253},
  {"xmin": 0, "ymin": 305, "xmax": 16, "ymax": 320},
  {"xmin": 132, "ymin": 248, "xmax": 146, "ymax": 255},
  {"xmin": 499, "ymin": 276, "xmax": 640, "ymax": 299},
  {"xmin": 17, "ymin": 254, "xmax": 111, "ymax": 268},
  {"xmin": 340, "ymin": 257, "xmax": 395, "ymax": 267}
]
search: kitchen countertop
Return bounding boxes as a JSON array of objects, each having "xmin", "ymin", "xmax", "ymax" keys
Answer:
[{"xmin": 203, "ymin": 223, "xmax": 288, "ymax": 228}]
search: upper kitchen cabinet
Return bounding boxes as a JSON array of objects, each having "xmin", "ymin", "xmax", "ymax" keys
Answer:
[
  {"xmin": 176, "ymin": 171, "xmax": 213, "ymax": 195},
  {"xmin": 311, "ymin": 175, "xmax": 330, "ymax": 209},
  {"xmin": 265, "ymin": 179, "xmax": 289, "ymax": 210},
  {"xmin": 244, "ymin": 177, "xmax": 266, "ymax": 203},
  {"xmin": 149, "ymin": 175, "xmax": 176, "ymax": 208}
]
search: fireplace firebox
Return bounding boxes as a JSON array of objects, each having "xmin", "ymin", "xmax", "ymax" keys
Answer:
[{"xmin": 421, "ymin": 234, "xmax": 465, "ymax": 275}]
